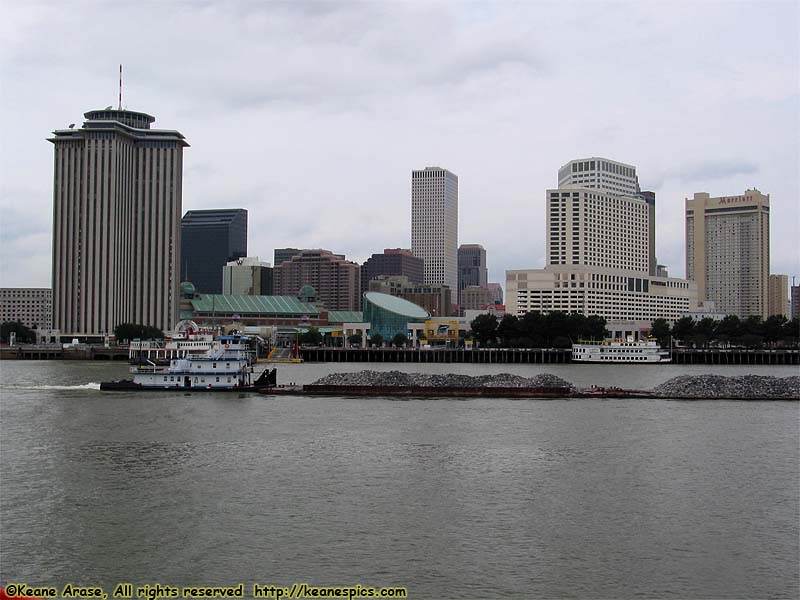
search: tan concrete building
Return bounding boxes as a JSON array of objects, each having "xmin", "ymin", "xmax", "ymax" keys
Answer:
[
  {"xmin": 398, "ymin": 284, "xmax": 453, "ymax": 317},
  {"xmin": 369, "ymin": 276, "xmax": 453, "ymax": 316},
  {"xmin": 685, "ymin": 189, "xmax": 770, "ymax": 318},
  {"xmin": 368, "ymin": 275, "xmax": 411, "ymax": 297},
  {"xmin": 768, "ymin": 274, "xmax": 789, "ymax": 318},
  {"xmin": 506, "ymin": 266, "xmax": 697, "ymax": 322},
  {"xmin": 273, "ymin": 249, "xmax": 361, "ymax": 311},
  {"xmin": 49, "ymin": 108, "xmax": 187, "ymax": 338},
  {"xmin": 462, "ymin": 285, "xmax": 493, "ymax": 311},
  {"xmin": 0, "ymin": 288, "xmax": 52, "ymax": 330}
]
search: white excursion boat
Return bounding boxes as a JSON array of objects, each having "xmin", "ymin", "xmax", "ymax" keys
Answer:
[
  {"xmin": 100, "ymin": 322, "xmax": 276, "ymax": 391},
  {"xmin": 571, "ymin": 336, "xmax": 671, "ymax": 363}
]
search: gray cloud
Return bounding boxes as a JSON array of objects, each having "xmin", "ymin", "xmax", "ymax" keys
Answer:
[
  {"xmin": 1, "ymin": 1, "xmax": 798, "ymax": 288},
  {"xmin": 672, "ymin": 160, "xmax": 759, "ymax": 183}
]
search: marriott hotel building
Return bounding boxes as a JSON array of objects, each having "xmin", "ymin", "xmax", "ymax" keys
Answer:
[{"xmin": 686, "ymin": 190, "xmax": 770, "ymax": 319}]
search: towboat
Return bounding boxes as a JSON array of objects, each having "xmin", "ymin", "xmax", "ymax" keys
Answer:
[{"xmin": 100, "ymin": 325, "xmax": 277, "ymax": 392}]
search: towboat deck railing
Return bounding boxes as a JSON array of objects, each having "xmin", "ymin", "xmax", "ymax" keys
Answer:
[
  {"xmin": 129, "ymin": 340, "xmax": 164, "ymax": 351},
  {"xmin": 129, "ymin": 363, "xmax": 164, "ymax": 373}
]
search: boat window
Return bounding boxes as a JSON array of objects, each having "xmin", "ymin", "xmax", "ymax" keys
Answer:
[
  {"xmin": 201, "ymin": 378, "xmax": 205, "ymax": 382},
  {"xmin": 164, "ymin": 376, "xmax": 168, "ymax": 381},
  {"xmin": 227, "ymin": 377, "xmax": 231, "ymax": 382},
  {"xmin": 213, "ymin": 363, "xmax": 217, "ymax": 368},
  {"xmin": 216, "ymin": 377, "xmax": 220, "ymax": 382}
]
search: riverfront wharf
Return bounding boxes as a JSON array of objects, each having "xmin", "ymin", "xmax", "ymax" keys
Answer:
[
  {"xmin": 300, "ymin": 347, "xmax": 800, "ymax": 366},
  {"xmin": 0, "ymin": 345, "xmax": 129, "ymax": 361},
  {"xmin": 2, "ymin": 345, "xmax": 798, "ymax": 365}
]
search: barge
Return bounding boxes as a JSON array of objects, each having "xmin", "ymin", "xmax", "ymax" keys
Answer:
[{"xmin": 260, "ymin": 384, "xmax": 655, "ymax": 399}]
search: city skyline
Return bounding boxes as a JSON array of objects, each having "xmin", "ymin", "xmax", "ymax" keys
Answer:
[{"xmin": 1, "ymin": 2, "xmax": 798, "ymax": 291}]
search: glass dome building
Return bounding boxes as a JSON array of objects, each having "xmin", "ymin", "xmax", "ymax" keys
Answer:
[{"xmin": 363, "ymin": 292, "xmax": 429, "ymax": 340}]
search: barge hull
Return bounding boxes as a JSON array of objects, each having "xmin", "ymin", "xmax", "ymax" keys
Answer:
[{"xmin": 264, "ymin": 385, "xmax": 575, "ymax": 398}]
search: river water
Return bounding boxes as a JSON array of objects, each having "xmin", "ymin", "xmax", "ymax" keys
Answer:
[{"xmin": 1, "ymin": 360, "xmax": 798, "ymax": 598}]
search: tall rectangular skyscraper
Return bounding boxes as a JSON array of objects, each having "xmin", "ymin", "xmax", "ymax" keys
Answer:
[
  {"xmin": 49, "ymin": 108, "xmax": 188, "ymax": 337},
  {"xmin": 411, "ymin": 166, "xmax": 458, "ymax": 293},
  {"xmin": 180, "ymin": 209, "xmax": 247, "ymax": 294},
  {"xmin": 685, "ymin": 189, "xmax": 770, "ymax": 318}
]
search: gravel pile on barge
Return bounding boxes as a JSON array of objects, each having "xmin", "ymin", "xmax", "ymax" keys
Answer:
[
  {"xmin": 312, "ymin": 370, "xmax": 574, "ymax": 390},
  {"xmin": 653, "ymin": 375, "xmax": 800, "ymax": 399}
]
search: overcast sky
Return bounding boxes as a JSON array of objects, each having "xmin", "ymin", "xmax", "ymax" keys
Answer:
[{"xmin": 1, "ymin": 1, "xmax": 798, "ymax": 293}]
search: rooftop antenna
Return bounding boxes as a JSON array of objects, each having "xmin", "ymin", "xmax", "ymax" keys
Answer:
[{"xmin": 118, "ymin": 64, "xmax": 123, "ymax": 110}]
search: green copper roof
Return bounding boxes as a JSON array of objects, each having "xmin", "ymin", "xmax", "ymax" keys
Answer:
[
  {"xmin": 298, "ymin": 284, "xmax": 318, "ymax": 298},
  {"xmin": 326, "ymin": 311, "xmax": 364, "ymax": 323},
  {"xmin": 190, "ymin": 295, "xmax": 320, "ymax": 316}
]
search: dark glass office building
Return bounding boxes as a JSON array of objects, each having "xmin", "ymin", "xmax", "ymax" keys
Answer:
[
  {"xmin": 457, "ymin": 244, "xmax": 488, "ymax": 306},
  {"xmin": 360, "ymin": 249, "xmax": 424, "ymax": 301},
  {"xmin": 180, "ymin": 209, "xmax": 247, "ymax": 294}
]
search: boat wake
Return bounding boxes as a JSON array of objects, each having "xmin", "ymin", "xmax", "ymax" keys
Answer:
[{"xmin": 5, "ymin": 383, "xmax": 103, "ymax": 391}]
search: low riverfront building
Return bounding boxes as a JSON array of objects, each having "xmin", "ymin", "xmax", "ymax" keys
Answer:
[{"xmin": 362, "ymin": 292, "xmax": 430, "ymax": 341}]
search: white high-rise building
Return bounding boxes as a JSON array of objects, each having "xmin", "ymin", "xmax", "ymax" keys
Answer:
[
  {"xmin": 506, "ymin": 158, "xmax": 697, "ymax": 331},
  {"xmin": 547, "ymin": 188, "xmax": 649, "ymax": 272},
  {"xmin": 557, "ymin": 157, "xmax": 658, "ymax": 274},
  {"xmin": 557, "ymin": 157, "xmax": 640, "ymax": 197},
  {"xmin": 411, "ymin": 167, "xmax": 458, "ymax": 293}
]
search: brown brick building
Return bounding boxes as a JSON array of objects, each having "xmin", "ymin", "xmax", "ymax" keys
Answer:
[{"xmin": 273, "ymin": 249, "xmax": 361, "ymax": 311}]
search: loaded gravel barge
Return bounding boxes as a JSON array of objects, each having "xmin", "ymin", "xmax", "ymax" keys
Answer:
[
  {"xmin": 258, "ymin": 371, "xmax": 799, "ymax": 400},
  {"xmin": 262, "ymin": 384, "xmax": 654, "ymax": 399}
]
